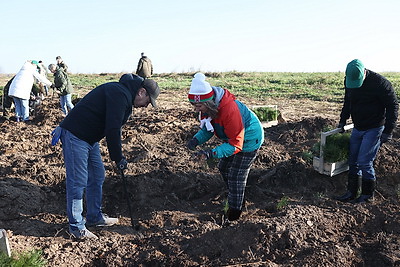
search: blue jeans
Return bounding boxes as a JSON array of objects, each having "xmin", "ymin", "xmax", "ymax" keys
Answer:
[
  {"xmin": 348, "ymin": 126, "xmax": 384, "ymax": 180},
  {"xmin": 13, "ymin": 97, "xmax": 29, "ymax": 121},
  {"xmin": 60, "ymin": 129, "xmax": 105, "ymax": 231},
  {"xmin": 60, "ymin": 94, "xmax": 74, "ymax": 115}
]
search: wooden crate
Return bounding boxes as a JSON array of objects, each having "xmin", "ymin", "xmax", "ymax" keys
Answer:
[
  {"xmin": 252, "ymin": 105, "xmax": 279, "ymax": 128},
  {"xmin": 313, "ymin": 124, "xmax": 354, "ymax": 177},
  {"xmin": 0, "ymin": 229, "xmax": 11, "ymax": 257}
]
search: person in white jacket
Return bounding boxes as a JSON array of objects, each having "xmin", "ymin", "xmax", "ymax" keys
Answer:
[{"xmin": 8, "ymin": 60, "xmax": 53, "ymax": 122}]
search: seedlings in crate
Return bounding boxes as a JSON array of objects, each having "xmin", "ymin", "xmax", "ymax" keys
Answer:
[
  {"xmin": 314, "ymin": 132, "xmax": 351, "ymax": 163},
  {"xmin": 252, "ymin": 106, "xmax": 278, "ymax": 122}
]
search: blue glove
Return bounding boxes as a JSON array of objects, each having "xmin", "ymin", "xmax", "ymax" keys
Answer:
[
  {"xmin": 380, "ymin": 133, "xmax": 392, "ymax": 143},
  {"xmin": 116, "ymin": 157, "xmax": 128, "ymax": 171},
  {"xmin": 194, "ymin": 149, "xmax": 213, "ymax": 160},
  {"xmin": 186, "ymin": 137, "xmax": 199, "ymax": 150},
  {"xmin": 337, "ymin": 122, "xmax": 346, "ymax": 133},
  {"xmin": 51, "ymin": 126, "xmax": 62, "ymax": 146}
]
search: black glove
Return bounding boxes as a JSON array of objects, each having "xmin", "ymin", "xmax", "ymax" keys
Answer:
[
  {"xmin": 194, "ymin": 149, "xmax": 213, "ymax": 160},
  {"xmin": 337, "ymin": 122, "xmax": 346, "ymax": 133},
  {"xmin": 116, "ymin": 157, "xmax": 128, "ymax": 171},
  {"xmin": 380, "ymin": 133, "xmax": 392, "ymax": 143},
  {"xmin": 186, "ymin": 137, "xmax": 199, "ymax": 150},
  {"xmin": 50, "ymin": 84, "xmax": 55, "ymax": 89}
]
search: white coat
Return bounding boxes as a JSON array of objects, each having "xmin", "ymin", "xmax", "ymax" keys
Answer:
[{"xmin": 8, "ymin": 61, "xmax": 52, "ymax": 100}]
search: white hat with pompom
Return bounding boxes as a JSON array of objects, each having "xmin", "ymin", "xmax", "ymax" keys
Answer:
[{"xmin": 188, "ymin": 73, "xmax": 214, "ymax": 102}]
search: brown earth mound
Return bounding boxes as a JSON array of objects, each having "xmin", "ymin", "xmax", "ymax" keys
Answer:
[{"xmin": 0, "ymin": 95, "xmax": 399, "ymax": 266}]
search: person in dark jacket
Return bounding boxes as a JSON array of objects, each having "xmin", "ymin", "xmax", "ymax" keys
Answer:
[
  {"xmin": 48, "ymin": 64, "xmax": 74, "ymax": 116},
  {"xmin": 51, "ymin": 73, "xmax": 160, "ymax": 239},
  {"xmin": 336, "ymin": 59, "xmax": 398, "ymax": 203},
  {"xmin": 135, "ymin": 52, "xmax": 153, "ymax": 79}
]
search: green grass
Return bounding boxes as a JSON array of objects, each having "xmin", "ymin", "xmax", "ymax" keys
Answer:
[
  {"xmin": 0, "ymin": 250, "xmax": 46, "ymax": 267},
  {"xmin": 2, "ymin": 71, "xmax": 400, "ymax": 102},
  {"xmin": 276, "ymin": 196, "xmax": 289, "ymax": 210}
]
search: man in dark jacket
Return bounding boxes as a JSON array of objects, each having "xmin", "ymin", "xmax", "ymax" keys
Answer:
[
  {"xmin": 52, "ymin": 73, "xmax": 160, "ymax": 239},
  {"xmin": 48, "ymin": 64, "xmax": 74, "ymax": 116},
  {"xmin": 336, "ymin": 59, "xmax": 398, "ymax": 203},
  {"xmin": 135, "ymin": 52, "xmax": 153, "ymax": 79}
]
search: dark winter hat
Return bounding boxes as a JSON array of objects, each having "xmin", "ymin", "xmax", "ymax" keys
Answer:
[
  {"xmin": 142, "ymin": 79, "xmax": 160, "ymax": 107},
  {"xmin": 345, "ymin": 59, "xmax": 365, "ymax": 88}
]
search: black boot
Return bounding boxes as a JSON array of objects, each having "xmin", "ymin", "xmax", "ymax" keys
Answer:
[
  {"xmin": 336, "ymin": 174, "xmax": 361, "ymax": 202},
  {"xmin": 353, "ymin": 179, "xmax": 375, "ymax": 203},
  {"xmin": 226, "ymin": 208, "xmax": 242, "ymax": 221}
]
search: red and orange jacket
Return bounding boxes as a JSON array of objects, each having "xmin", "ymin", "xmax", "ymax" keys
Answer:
[{"xmin": 193, "ymin": 87, "xmax": 264, "ymax": 158}]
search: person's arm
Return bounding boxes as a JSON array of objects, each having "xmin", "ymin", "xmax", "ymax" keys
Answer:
[
  {"xmin": 32, "ymin": 70, "xmax": 52, "ymax": 87},
  {"xmin": 104, "ymin": 91, "xmax": 130, "ymax": 162},
  {"xmin": 193, "ymin": 127, "xmax": 214, "ymax": 145},
  {"xmin": 212, "ymin": 107, "xmax": 245, "ymax": 158},
  {"xmin": 381, "ymin": 80, "xmax": 399, "ymax": 134},
  {"xmin": 339, "ymin": 81, "xmax": 350, "ymax": 124}
]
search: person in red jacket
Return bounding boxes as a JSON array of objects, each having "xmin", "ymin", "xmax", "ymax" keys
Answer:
[{"xmin": 186, "ymin": 73, "xmax": 264, "ymax": 223}]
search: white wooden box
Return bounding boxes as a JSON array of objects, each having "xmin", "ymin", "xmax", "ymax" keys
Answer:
[
  {"xmin": 252, "ymin": 105, "xmax": 279, "ymax": 128},
  {"xmin": 313, "ymin": 124, "xmax": 353, "ymax": 177}
]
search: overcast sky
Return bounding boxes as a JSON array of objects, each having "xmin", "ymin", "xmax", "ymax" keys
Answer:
[{"xmin": 1, "ymin": 0, "xmax": 399, "ymax": 74}]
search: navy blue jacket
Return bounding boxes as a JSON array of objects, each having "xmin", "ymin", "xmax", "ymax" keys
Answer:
[
  {"xmin": 60, "ymin": 73, "xmax": 143, "ymax": 162},
  {"xmin": 340, "ymin": 69, "xmax": 398, "ymax": 134}
]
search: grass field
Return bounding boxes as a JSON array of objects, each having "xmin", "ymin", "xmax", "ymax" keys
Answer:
[{"xmin": 1, "ymin": 72, "xmax": 400, "ymax": 103}]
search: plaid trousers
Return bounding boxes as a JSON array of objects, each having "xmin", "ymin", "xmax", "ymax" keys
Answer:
[{"xmin": 218, "ymin": 150, "xmax": 258, "ymax": 210}]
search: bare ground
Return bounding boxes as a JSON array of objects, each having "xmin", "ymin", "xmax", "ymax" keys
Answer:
[{"xmin": 0, "ymin": 86, "xmax": 399, "ymax": 266}]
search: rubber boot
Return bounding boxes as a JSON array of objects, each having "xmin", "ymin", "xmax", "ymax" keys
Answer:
[
  {"xmin": 336, "ymin": 174, "xmax": 361, "ymax": 202},
  {"xmin": 353, "ymin": 179, "xmax": 375, "ymax": 203},
  {"xmin": 226, "ymin": 208, "xmax": 242, "ymax": 221}
]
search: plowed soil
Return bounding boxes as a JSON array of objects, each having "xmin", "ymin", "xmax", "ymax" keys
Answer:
[{"xmin": 0, "ymin": 87, "xmax": 399, "ymax": 266}]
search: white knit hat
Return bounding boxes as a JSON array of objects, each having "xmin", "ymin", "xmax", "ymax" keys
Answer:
[{"xmin": 188, "ymin": 73, "xmax": 214, "ymax": 103}]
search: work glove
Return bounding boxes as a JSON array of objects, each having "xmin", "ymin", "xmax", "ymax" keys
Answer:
[
  {"xmin": 337, "ymin": 122, "xmax": 346, "ymax": 133},
  {"xmin": 380, "ymin": 133, "xmax": 392, "ymax": 143},
  {"xmin": 116, "ymin": 157, "xmax": 128, "ymax": 171},
  {"xmin": 186, "ymin": 137, "xmax": 199, "ymax": 150},
  {"xmin": 194, "ymin": 149, "xmax": 213, "ymax": 160},
  {"xmin": 51, "ymin": 126, "xmax": 62, "ymax": 146}
]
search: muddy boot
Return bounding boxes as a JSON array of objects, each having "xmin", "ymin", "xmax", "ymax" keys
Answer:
[
  {"xmin": 352, "ymin": 179, "xmax": 375, "ymax": 203},
  {"xmin": 226, "ymin": 208, "xmax": 242, "ymax": 221},
  {"xmin": 335, "ymin": 174, "xmax": 361, "ymax": 202}
]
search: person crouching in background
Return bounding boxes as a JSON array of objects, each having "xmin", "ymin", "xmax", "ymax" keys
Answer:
[{"xmin": 48, "ymin": 64, "xmax": 74, "ymax": 117}]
